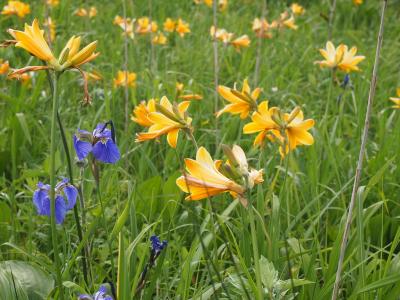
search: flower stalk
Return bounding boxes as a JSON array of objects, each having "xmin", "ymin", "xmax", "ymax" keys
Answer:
[
  {"xmin": 49, "ymin": 72, "xmax": 64, "ymax": 299},
  {"xmin": 331, "ymin": 1, "xmax": 387, "ymax": 298}
]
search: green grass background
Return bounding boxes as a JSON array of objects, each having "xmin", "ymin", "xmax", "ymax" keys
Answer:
[{"xmin": 0, "ymin": 0, "xmax": 400, "ymax": 299}]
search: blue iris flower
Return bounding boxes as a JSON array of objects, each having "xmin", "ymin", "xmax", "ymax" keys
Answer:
[
  {"xmin": 73, "ymin": 123, "xmax": 120, "ymax": 164},
  {"xmin": 32, "ymin": 178, "xmax": 78, "ymax": 224},
  {"xmin": 150, "ymin": 235, "xmax": 168, "ymax": 257},
  {"xmin": 79, "ymin": 285, "xmax": 113, "ymax": 300}
]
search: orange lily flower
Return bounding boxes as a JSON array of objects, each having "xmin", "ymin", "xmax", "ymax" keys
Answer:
[
  {"xmin": 176, "ymin": 145, "xmax": 263, "ymax": 206},
  {"xmin": 390, "ymin": 88, "xmax": 400, "ymax": 109},
  {"xmin": 163, "ymin": 18, "xmax": 176, "ymax": 32},
  {"xmin": 152, "ymin": 32, "xmax": 167, "ymax": 45},
  {"xmin": 176, "ymin": 19, "xmax": 190, "ymax": 37},
  {"xmin": 283, "ymin": 15, "xmax": 298, "ymax": 30},
  {"xmin": 314, "ymin": 41, "xmax": 345, "ymax": 70},
  {"xmin": 0, "ymin": 60, "xmax": 10, "ymax": 75},
  {"xmin": 243, "ymin": 101, "xmax": 279, "ymax": 146},
  {"xmin": 1, "ymin": 1, "xmax": 30, "ymax": 18},
  {"xmin": 217, "ymin": 79, "xmax": 261, "ymax": 119},
  {"xmin": 131, "ymin": 99, "xmax": 157, "ymax": 127},
  {"xmin": 47, "ymin": 0, "xmax": 59, "ymax": 7},
  {"xmin": 136, "ymin": 96, "xmax": 192, "ymax": 148},
  {"xmin": 230, "ymin": 35, "xmax": 251, "ymax": 51},
  {"xmin": 113, "ymin": 71, "xmax": 137, "ymax": 88},
  {"xmin": 252, "ymin": 18, "xmax": 273, "ymax": 39},
  {"xmin": 291, "ymin": 3, "xmax": 305, "ymax": 16},
  {"xmin": 136, "ymin": 17, "xmax": 158, "ymax": 34},
  {"xmin": 337, "ymin": 45, "xmax": 365, "ymax": 73}
]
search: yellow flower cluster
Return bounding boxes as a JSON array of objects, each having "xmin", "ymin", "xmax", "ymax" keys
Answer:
[
  {"xmin": 113, "ymin": 16, "xmax": 191, "ymax": 44},
  {"xmin": 134, "ymin": 96, "xmax": 193, "ymax": 148},
  {"xmin": 216, "ymin": 79, "xmax": 315, "ymax": 156},
  {"xmin": 252, "ymin": 4, "xmax": 305, "ymax": 39},
  {"xmin": 195, "ymin": 0, "xmax": 228, "ymax": 12},
  {"xmin": 210, "ymin": 26, "xmax": 250, "ymax": 51},
  {"xmin": 315, "ymin": 41, "xmax": 365, "ymax": 73},
  {"xmin": 1, "ymin": 1, "xmax": 30, "ymax": 18},
  {"xmin": 74, "ymin": 7, "xmax": 97, "ymax": 18}
]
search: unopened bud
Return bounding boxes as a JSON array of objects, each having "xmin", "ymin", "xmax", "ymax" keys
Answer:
[{"xmin": 58, "ymin": 47, "xmax": 70, "ymax": 65}]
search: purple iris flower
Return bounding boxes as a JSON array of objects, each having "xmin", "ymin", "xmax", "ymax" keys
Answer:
[
  {"xmin": 79, "ymin": 285, "xmax": 113, "ymax": 300},
  {"xmin": 150, "ymin": 235, "xmax": 168, "ymax": 257},
  {"xmin": 73, "ymin": 123, "xmax": 120, "ymax": 164},
  {"xmin": 32, "ymin": 178, "xmax": 78, "ymax": 224}
]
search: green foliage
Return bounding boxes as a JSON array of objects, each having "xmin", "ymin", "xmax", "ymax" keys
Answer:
[{"xmin": 1, "ymin": 0, "xmax": 400, "ymax": 299}]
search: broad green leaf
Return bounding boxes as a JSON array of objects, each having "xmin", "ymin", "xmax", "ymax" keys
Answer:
[{"xmin": 0, "ymin": 261, "xmax": 54, "ymax": 300}]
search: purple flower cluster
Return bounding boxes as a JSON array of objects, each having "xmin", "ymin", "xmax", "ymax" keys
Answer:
[{"xmin": 32, "ymin": 178, "xmax": 78, "ymax": 224}]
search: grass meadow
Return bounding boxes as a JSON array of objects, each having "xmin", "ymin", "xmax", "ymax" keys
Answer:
[{"xmin": 0, "ymin": 0, "xmax": 400, "ymax": 299}]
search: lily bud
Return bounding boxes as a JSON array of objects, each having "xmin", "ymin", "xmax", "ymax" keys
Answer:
[{"xmin": 58, "ymin": 47, "xmax": 70, "ymax": 65}]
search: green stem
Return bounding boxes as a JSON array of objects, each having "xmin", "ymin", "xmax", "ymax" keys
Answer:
[
  {"xmin": 248, "ymin": 205, "xmax": 263, "ymax": 300},
  {"xmin": 56, "ymin": 111, "xmax": 89, "ymax": 286},
  {"xmin": 49, "ymin": 73, "xmax": 64, "ymax": 299}
]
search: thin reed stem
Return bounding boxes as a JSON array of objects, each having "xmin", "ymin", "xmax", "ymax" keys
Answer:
[
  {"xmin": 331, "ymin": 1, "xmax": 387, "ymax": 299},
  {"xmin": 253, "ymin": 0, "xmax": 267, "ymax": 86},
  {"xmin": 327, "ymin": 0, "xmax": 337, "ymax": 40},
  {"xmin": 49, "ymin": 73, "xmax": 64, "ymax": 299},
  {"xmin": 122, "ymin": 0, "xmax": 130, "ymax": 133},
  {"xmin": 212, "ymin": 0, "xmax": 219, "ymax": 146}
]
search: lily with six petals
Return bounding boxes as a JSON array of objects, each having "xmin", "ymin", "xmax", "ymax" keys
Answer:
[{"xmin": 136, "ymin": 96, "xmax": 193, "ymax": 148}]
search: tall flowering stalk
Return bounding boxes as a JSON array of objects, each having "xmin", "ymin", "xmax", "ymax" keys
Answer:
[{"xmin": 7, "ymin": 19, "xmax": 99, "ymax": 298}]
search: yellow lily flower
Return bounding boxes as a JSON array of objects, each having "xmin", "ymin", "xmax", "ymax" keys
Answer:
[
  {"xmin": 176, "ymin": 82, "xmax": 184, "ymax": 92},
  {"xmin": 176, "ymin": 145, "xmax": 263, "ymax": 206},
  {"xmin": 136, "ymin": 96, "xmax": 192, "ymax": 148},
  {"xmin": 8, "ymin": 19, "xmax": 56, "ymax": 64},
  {"xmin": 291, "ymin": 3, "xmax": 305, "ymax": 16},
  {"xmin": 131, "ymin": 99, "xmax": 157, "ymax": 127},
  {"xmin": 75, "ymin": 6, "xmax": 97, "ymax": 18},
  {"xmin": 136, "ymin": 17, "xmax": 158, "ymax": 34},
  {"xmin": 314, "ymin": 41, "xmax": 345, "ymax": 70},
  {"xmin": 1, "ymin": 1, "xmax": 30, "ymax": 18},
  {"xmin": 217, "ymin": 79, "xmax": 261, "ymax": 119},
  {"xmin": 204, "ymin": 0, "xmax": 228, "ymax": 11},
  {"xmin": 163, "ymin": 18, "xmax": 176, "ymax": 32},
  {"xmin": 230, "ymin": 35, "xmax": 251, "ymax": 51},
  {"xmin": 8, "ymin": 19, "xmax": 99, "ymax": 72},
  {"xmin": 210, "ymin": 26, "xmax": 233, "ymax": 44},
  {"xmin": 283, "ymin": 15, "xmax": 298, "ymax": 30},
  {"xmin": 113, "ymin": 71, "xmax": 137, "ymax": 88},
  {"xmin": 390, "ymin": 88, "xmax": 400, "ymax": 109},
  {"xmin": 244, "ymin": 102, "xmax": 314, "ymax": 155},
  {"xmin": 337, "ymin": 45, "xmax": 365, "ymax": 73},
  {"xmin": 243, "ymin": 101, "xmax": 279, "ymax": 146},
  {"xmin": 252, "ymin": 18, "xmax": 273, "ymax": 39},
  {"xmin": 274, "ymin": 107, "xmax": 315, "ymax": 155},
  {"xmin": 176, "ymin": 147, "xmax": 244, "ymax": 201},
  {"xmin": 114, "ymin": 15, "xmax": 132, "ymax": 26},
  {"xmin": 47, "ymin": 0, "xmax": 59, "ymax": 7},
  {"xmin": 152, "ymin": 32, "xmax": 167, "ymax": 45},
  {"xmin": 353, "ymin": 0, "xmax": 363, "ymax": 5},
  {"xmin": 0, "ymin": 60, "xmax": 10, "ymax": 75},
  {"xmin": 114, "ymin": 17, "xmax": 135, "ymax": 39},
  {"xmin": 176, "ymin": 19, "xmax": 190, "ymax": 37},
  {"xmin": 89, "ymin": 6, "xmax": 97, "ymax": 18}
]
